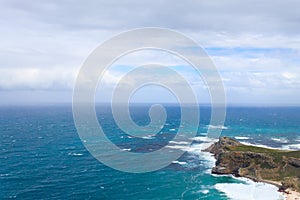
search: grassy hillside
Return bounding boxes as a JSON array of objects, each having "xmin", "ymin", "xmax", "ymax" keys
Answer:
[{"xmin": 205, "ymin": 137, "xmax": 300, "ymax": 192}]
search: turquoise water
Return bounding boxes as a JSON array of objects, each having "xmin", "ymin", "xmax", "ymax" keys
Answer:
[{"xmin": 1, "ymin": 105, "xmax": 300, "ymax": 199}]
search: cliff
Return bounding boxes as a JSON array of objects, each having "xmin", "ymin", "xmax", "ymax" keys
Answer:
[{"xmin": 204, "ymin": 137, "xmax": 300, "ymax": 193}]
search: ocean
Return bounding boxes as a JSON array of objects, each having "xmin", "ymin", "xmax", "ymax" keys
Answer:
[{"xmin": 1, "ymin": 105, "xmax": 300, "ymax": 199}]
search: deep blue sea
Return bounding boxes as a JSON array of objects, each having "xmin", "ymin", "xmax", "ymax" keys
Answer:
[{"xmin": 1, "ymin": 105, "xmax": 300, "ymax": 199}]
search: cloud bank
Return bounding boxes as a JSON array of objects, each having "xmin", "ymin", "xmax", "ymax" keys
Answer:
[{"xmin": 1, "ymin": 0, "xmax": 300, "ymax": 104}]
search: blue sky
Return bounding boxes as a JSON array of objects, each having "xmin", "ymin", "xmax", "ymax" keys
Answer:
[{"xmin": 1, "ymin": 0, "xmax": 300, "ymax": 105}]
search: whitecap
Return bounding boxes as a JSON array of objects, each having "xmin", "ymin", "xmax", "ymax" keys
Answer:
[
  {"xmin": 240, "ymin": 142, "xmax": 281, "ymax": 150},
  {"xmin": 169, "ymin": 128, "xmax": 176, "ymax": 131},
  {"xmin": 142, "ymin": 135, "xmax": 153, "ymax": 139},
  {"xmin": 169, "ymin": 141, "xmax": 189, "ymax": 145},
  {"xmin": 167, "ymin": 143, "xmax": 214, "ymax": 159},
  {"xmin": 190, "ymin": 136, "xmax": 218, "ymax": 149},
  {"xmin": 199, "ymin": 189, "xmax": 209, "ymax": 194},
  {"xmin": 171, "ymin": 160, "xmax": 187, "ymax": 165},
  {"xmin": 0, "ymin": 173, "xmax": 9, "ymax": 177},
  {"xmin": 167, "ymin": 145, "xmax": 188, "ymax": 151},
  {"xmin": 68, "ymin": 152, "xmax": 83, "ymax": 156},
  {"xmin": 121, "ymin": 148, "xmax": 131, "ymax": 151},
  {"xmin": 234, "ymin": 136, "xmax": 250, "ymax": 140},
  {"xmin": 282, "ymin": 144, "xmax": 300, "ymax": 150},
  {"xmin": 271, "ymin": 137, "xmax": 289, "ymax": 143},
  {"xmin": 191, "ymin": 136, "xmax": 217, "ymax": 143},
  {"xmin": 196, "ymin": 151, "xmax": 216, "ymax": 169},
  {"xmin": 206, "ymin": 125, "xmax": 229, "ymax": 130}
]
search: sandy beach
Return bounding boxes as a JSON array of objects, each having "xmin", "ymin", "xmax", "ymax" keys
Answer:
[
  {"xmin": 282, "ymin": 189, "xmax": 300, "ymax": 200},
  {"xmin": 260, "ymin": 180, "xmax": 300, "ymax": 200}
]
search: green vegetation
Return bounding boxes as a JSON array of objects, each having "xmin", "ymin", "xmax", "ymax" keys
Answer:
[
  {"xmin": 229, "ymin": 145, "xmax": 300, "ymax": 164},
  {"xmin": 205, "ymin": 137, "xmax": 300, "ymax": 192}
]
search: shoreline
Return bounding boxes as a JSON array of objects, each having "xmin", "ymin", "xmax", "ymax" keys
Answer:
[
  {"xmin": 239, "ymin": 143, "xmax": 300, "ymax": 199},
  {"xmin": 203, "ymin": 138, "xmax": 300, "ymax": 200},
  {"xmin": 211, "ymin": 164, "xmax": 300, "ymax": 200},
  {"xmin": 282, "ymin": 189, "xmax": 300, "ymax": 200},
  {"xmin": 206, "ymin": 151, "xmax": 286, "ymax": 199},
  {"xmin": 259, "ymin": 179, "xmax": 300, "ymax": 200},
  {"xmin": 211, "ymin": 172, "xmax": 286, "ymax": 200}
]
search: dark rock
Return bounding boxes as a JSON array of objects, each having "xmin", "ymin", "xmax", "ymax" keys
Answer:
[
  {"xmin": 288, "ymin": 157, "xmax": 300, "ymax": 168},
  {"xmin": 204, "ymin": 137, "xmax": 300, "ymax": 193}
]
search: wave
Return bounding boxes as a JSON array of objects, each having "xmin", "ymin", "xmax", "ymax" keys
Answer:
[
  {"xmin": 0, "ymin": 173, "xmax": 10, "ymax": 177},
  {"xmin": 206, "ymin": 125, "xmax": 229, "ymax": 130},
  {"xmin": 68, "ymin": 152, "xmax": 83, "ymax": 156},
  {"xmin": 166, "ymin": 145, "xmax": 188, "ymax": 151},
  {"xmin": 240, "ymin": 141, "xmax": 300, "ymax": 151},
  {"xmin": 211, "ymin": 139, "xmax": 299, "ymax": 199},
  {"xmin": 166, "ymin": 144, "xmax": 204, "ymax": 154},
  {"xmin": 197, "ymin": 151, "xmax": 216, "ymax": 169},
  {"xmin": 169, "ymin": 141, "xmax": 189, "ymax": 145},
  {"xmin": 141, "ymin": 135, "xmax": 154, "ymax": 139},
  {"xmin": 240, "ymin": 142, "xmax": 282, "ymax": 150},
  {"xmin": 121, "ymin": 148, "xmax": 131, "ymax": 151},
  {"xmin": 271, "ymin": 137, "xmax": 289, "ymax": 143},
  {"xmin": 191, "ymin": 136, "xmax": 216, "ymax": 142},
  {"xmin": 191, "ymin": 136, "xmax": 218, "ymax": 150},
  {"xmin": 215, "ymin": 177, "xmax": 285, "ymax": 200},
  {"xmin": 240, "ymin": 140, "xmax": 300, "ymax": 151},
  {"xmin": 171, "ymin": 160, "xmax": 187, "ymax": 165},
  {"xmin": 167, "ymin": 142, "xmax": 216, "ymax": 169},
  {"xmin": 281, "ymin": 144, "xmax": 300, "ymax": 150},
  {"xmin": 234, "ymin": 136, "xmax": 250, "ymax": 140},
  {"xmin": 123, "ymin": 135, "xmax": 154, "ymax": 139},
  {"xmin": 214, "ymin": 176, "xmax": 285, "ymax": 200},
  {"xmin": 197, "ymin": 189, "xmax": 209, "ymax": 194},
  {"xmin": 167, "ymin": 137, "xmax": 217, "ymax": 152}
]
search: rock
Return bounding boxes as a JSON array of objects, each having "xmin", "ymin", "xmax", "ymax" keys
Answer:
[
  {"xmin": 204, "ymin": 136, "xmax": 241, "ymax": 156},
  {"xmin": 288, "ymin": 157, "xmax": 300, "ymax": 168},
  {"xmin": 204, "ymin": 137, "xmax": 300, "ymax": 193}
]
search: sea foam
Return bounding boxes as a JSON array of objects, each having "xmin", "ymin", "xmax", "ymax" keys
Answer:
[
  {"xmin": 234, "ymin": 136, "xmax": 250, "ymax": 140},
  {"xmin": 215, "ymin": 177, "xmax": 285, "ymax": 200},
  {"xmin": 240, "ymin": 141, "xmax": 281, "ymax": 150},
  {"xmin": 282, "ymin": 143, "xmax": 300, "ymax": 150},
  {"xmin": 171, "ymin": 161, "xmax": 187, "ymax": 165},
  {"xmin": 271, "ymin": 137, "xmax": 289, "ymax": 143}
]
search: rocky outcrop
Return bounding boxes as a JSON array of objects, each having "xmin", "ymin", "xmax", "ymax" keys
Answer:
[
  {"xmin": 204, "ymin": 137, "xmax": 300, "ymax": 192},
  {"xmin": 288, "ymin": 157, "xmax": 300, "ymax": 168},
  {"xmin": 204, "ymin": 137, "xmax": 241, "ymax": 156}
]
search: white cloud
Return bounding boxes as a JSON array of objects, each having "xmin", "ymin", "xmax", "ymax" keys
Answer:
[
  {"xmin": 0, "ymin": 67, "xmax": 78, "ymax": 90},
  {"xmin": 1, "ymin": 0, "xmax": 300, "ymax": 104}
]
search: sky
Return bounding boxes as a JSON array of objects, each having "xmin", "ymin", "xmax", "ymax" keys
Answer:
[{"xmin": 1, "ymin": 0, "xmax": 300, "ymax": 105}]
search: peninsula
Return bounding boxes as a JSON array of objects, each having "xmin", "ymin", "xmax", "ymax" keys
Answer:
[{"xmin": 204, "ymin": 137, "xmax": 300, "ymax": 199}]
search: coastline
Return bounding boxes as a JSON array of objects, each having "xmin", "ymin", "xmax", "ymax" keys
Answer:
[
  {"xmin": 209, "ymin": 155, "xmax": 288, "ymax": 199},
  {"xmin": 206, "ymin": 150, "xmax": 286, "ymax": 199},
  {"xmin": 282, "ymin": 189, "xmax": 300, "ymax": 200},
  {"xmin": 211, "ymin": 171, "xmax": 286, "ymax": 200},
  {"xmin": 203, "ymin": 138, "xmax": 300, "ymax": 200},
  {"xmin": 259, "ymin": 179, "xmax": 300, "ymax": 200}
]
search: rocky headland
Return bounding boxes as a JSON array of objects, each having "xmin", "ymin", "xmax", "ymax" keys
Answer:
[{"xmin": 204, "ymin": 137, "xmax": 300, "ymax": 199}]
